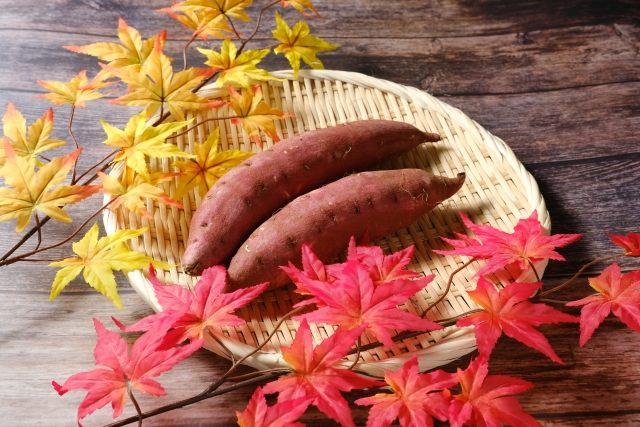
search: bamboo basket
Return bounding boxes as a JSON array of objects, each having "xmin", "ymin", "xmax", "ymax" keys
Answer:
[{"xmin": 103, "ymin": 70, "xmax": 548, "ymax": 378}]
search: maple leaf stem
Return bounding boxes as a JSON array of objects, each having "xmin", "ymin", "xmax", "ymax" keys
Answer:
[
  {"xmin": 527, "ymin": 258, "xmax": 542, "ymax": 282},
  {"xmin": 226, "ymin": 16, "xmax": 244, "ymax": 43},
  {"xmin": 127, "ymin": 389, "xmax": 143, "ymax": 427},
  {"xmin": 73, "ymin": 149, "xmax": 120, "ymax": 184},
  {"xmin": 0, "ymin": 157, "xmax": 112, "ymax": 262},
  {"xmin": 537, "ymin": 253, "xmax": 628, "ymax": 297},
  {"xmin": 34, "ymin": 213, "xmax": 42, "ymax": 251},
  {"xmin": 238, "ymin": 0, "xmax": 281, "ymax": 54},
  {"xmin": 166, "ymin": 117, "xmax": 237, "ymax": 139},
  {"xmin": 421, "ymin": 258, "xmax": 476, "ymax": 318},
  {"xmin": 348, "ymin": 336, "xmax": 362, "ymax": 370},
  {"xmin": 38, "ymin": 154, "xmax": 52, "ymax": 162},
  {"xmin": 102, "ymin": 372, "xmax": 285, "ymax": 427},
  {"xmin": 69, "ymin": 105, "xmax": 80, "ymax": 184},
  {"xmin": 227, "ymin": 368, "xmax": 292, "ymax": 382},
  {"xmin": 538, "ymin": 297, "xmax": 570, "ymax": 304},
  {"xmin": 205, "ymin": 327, "xmax": 237, "ymax": 365},
  {"xmin": 0, "ymin": 198, "xmax": 118, "ymax": 267},
  {"xmin": 202, "ymin": 305, "xmax": 305, "ymax": 395},
  {"xmin": 183, "ymin": 31, "xmax": 199, "ymax": 71}
]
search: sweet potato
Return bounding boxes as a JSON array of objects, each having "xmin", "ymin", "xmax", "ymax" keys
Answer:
[
  {"xmin": 182, "ymin": 120, "xmax": 441, "ymax": 275},
  {"xmin": 226, "ymin": 169, "xmax": 466, "ymax": 290}
]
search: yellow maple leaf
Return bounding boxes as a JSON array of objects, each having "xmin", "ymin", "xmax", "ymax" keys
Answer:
[
  {"xmin": 272, "ymin": 11, "xmax": 337, "ymax": 79},
  {"xmin": 103, "ymin": 38, "xmax": 225, "ymax": 121},
  {"xmin": 0, "ymin": 142, "xmax": 101, "ymax": 233},
  {"xmin": 163, "ymin": 8, "xmax": 233, "ymax": 40},
  {"xmin": 101, "ymin": 110, "xmax": 195, "ymax": 181},
  {"xmin": 228, "ymin": 84, "xmax": 292, "ymax": 148},
  {"xmin": 172, "ymin": 128, "xmax": 255, "ymax": 199},
  {"xmin": 49, "ymin": 222, "xmax": 173, "ymax": 308},
  {"xmin": 197, "ymin": 39, "xmax": 282, "ymax": 89},
  {"xmin": 158, "ymin": 0, "xmax": 253, "ymax": 23},
  {"xmin": 64, "ymin": 18, "xmax": 167, "ymax": 73},
  {"xmin": 281, "ymin": 0, "xmax": 320, "ymax": 17},
  {"xmin": 0, "ymin": 102, "xmax": 66, "ymax": 171},
  {"xmin": 98, "ymin": 168, "xmax": 183, "ymax": 219},
  {"xmin": 34, "ymin": 70, "xmax": 115, "ymax": 108}
]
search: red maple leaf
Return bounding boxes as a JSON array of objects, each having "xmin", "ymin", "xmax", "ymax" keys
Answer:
[
  {"xmin": 566, "ymin": 263, "xmax": 640, "ymax": 346},
  {"xmin": 434, "ymin": 211, "xmax": 582, "ymax": 277},
  {"xmin": 355, "ymin": 355, "xmax": 457, "ymax": 427},
  {"xmin": 347, "ymin": 237, "xmax": 422, "ymax": 285},
  {"xmin": 449, "ymin": 357, "xmax": 541, "ymax": 427},
  {"xmin": 607, "ymin": 231, "xmax": 640, "ymax": 256},
  {"xmin": 293, "ymin": 260, "xmax": 442, "ymax": 347},
  {"xmin": 115, "ymin": 265, "xmax": 268, "ymax": 348},
  {"xmin": 52, "ymin": 316, "xmax": 202, "ymax": 426},
  {"xmin": 237, "ymin": 386, "xmax": 314, "ymax": 427},
  {"xmin": 262, "ymin": 320, "xmax": 384, "ymax": 427},
  {"xmin": 457, "ymin": 278, "xmax": 578, "ymax": 364}
]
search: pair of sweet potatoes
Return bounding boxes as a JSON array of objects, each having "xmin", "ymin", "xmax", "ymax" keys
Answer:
[{"xmin": 182, "ymin": 120, "xmax": 465, "ymax": 290}]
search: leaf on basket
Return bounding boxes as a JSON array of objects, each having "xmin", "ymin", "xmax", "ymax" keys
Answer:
[
  {"xmin": 197, "ymin": 39, "xmax": 283, "ymax": 89},
  {"xmin": 237, "ymin": 387, "xmax": 314, "ymax": 427},
  {"xmin": 172, "ymin": 128, "xmax": 255, "ymax": 199},
  {"xmin": 263, "ymin": 319, "xmax": 385, "ymax": 427},
  {"xmin": 566, "ymin": 263, "xmax": 640, "ymax": 346},
  {"xmin": 64, "ymin": 18, "xmax": 167, "ymax": 75},
  {"xmin": 347, "ymin": 237, "xmax": 422, "ymax": 286},
  {"xmin": 115, "ymin": 264, "xmax": 268, "ymax": 348},
  {"xmin": 0, "ymin": 142, "xmax": 100, "ymax": 233},
  {"xmin": 97, "ymin": 168, "xmax": 183, "ymax": 219},
  {"xmin": 101, "ymin": 110, "xmax": 194, "ymax": 181},
  {"xmin": 281, "ymin": 0, "xmax": 321, "ymax": 17},
  {"xmin": 52, "ymin": 317, "xmax": 202, "ymax": 427},
  {"xmin": 434, "ymin": 210, "xmax": 582, "ymax": 278},
  {"xmin": 34, "ymin": 70, "xmax": 115, "ymax": 108},
  {"xmin": 457, "ymin": 278, "xmax": 578, "ymax": 364},
  {"xmin": 48, "ymin": 223, "xmax": 174, "ymax": 309},
  {"xmin": 607, "ymin": 231, "xmax": 640, "ymax": 256},
  {"xmin": 0, "ymin": 102, "xmax": 66, "ymax": 171},
  {"xmin": 162, "ymin": 9, "xmax": 232, "ymax": 40},
  {"xmin": 272, "ymin": 11, "xmax": 337, "ymax": 79},
  {"xmin": 102, "ymin": 38, "xmax": 225, "ymax": 121},
  {"xmin": 293, "ymin": 259, "xmax": 441, "ymax": 348},
  {"xmin": 449, "ymin": 357, "xmax": 541, "ymax": 427},
  {"xmin": 228, "ymin": 84, "xmax": 292, "ymax": 147},
  {"xmin": 158, "ymin": 0, "xmax": 254, "ymax": 24},
  {"xmin": 355, "ymin": 355, "xmax": 457, "ymax": 427}
]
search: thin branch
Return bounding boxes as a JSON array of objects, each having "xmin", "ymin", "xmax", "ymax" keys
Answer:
[
  {"xmin": 538, "ymin": 298, "xmax": 570, "ymax": 304},
  {"xmin": 538, "ymin": 253, "xmax": 628, "ymax": 297},
  {"xmin": 239, "ymin": 0, "xmax": 281, "ymax": 54},
  {"xmin": 166, "ymin": 117, "xmax": 236, "ymax": 139},
  {"xmin": 206, "ymin": 328, "xmax": 237, "ymax": 365},
  {"xmin": 127, "ymin": 389, "xmax": 143, "ymax": 427},
  {"xmin": 15, "ymin": 258, "xmax": 65, "ymax": 262},
  {"xmin": 526, "ymin": 258, "xmax": 541, "ymax": 282},
  {"xmin": 34, "ymin": 212, "xmax": 42, "ymax": 251},
  {"xmin": 0, "ymin": 199, "xmax": 117, "ymax": 267},
  {"xmin": 226, "ymin": 16, "xmax": 244, "ymax": 43},
  {"xmin": 74, "ymin": 149, "xmax": 119, "ymax": 184},
  {"xmin": 103, "ymin": 371, "xmax": 285, "ymax": 427},
  {"xmin": 348, "ymin": 336, "xmax": 361, "ymax": 370},
  {"xmin": 227, "ymin": 368, "xmax": 291, "ymax": 382},
  {"xmin": 422, "ymin": 258, "xmax": 475, "ymax": 318},
  {"xmin": 183, "ymin": 31, "xmax": 199, "ymax": 71},
  {"xmin": 68, "ymin": 105, "xmax": 80, "ymax": 183},
  {"xmin": 38, "ymin": 154, "xmax": 51, "ymax": 162}
]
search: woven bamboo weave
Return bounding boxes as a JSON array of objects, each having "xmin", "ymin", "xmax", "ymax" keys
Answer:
[{"xmin": 103, "ymin": 70, "xmax": 549, "ymax": 377}]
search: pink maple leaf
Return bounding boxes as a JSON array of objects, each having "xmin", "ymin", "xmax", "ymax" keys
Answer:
[
  {"xmin": 449, "ymin": 357, "xmax": 541, "ymax": 427},
  {"xmin": 347, "ymin": 237, "xmax": 422, "ymax": 285},
  {"xmin": 52, "ymin": 315, "xmax": 202, "ymax": 426},
  {"xmin": 115, "ymin": 265, "xmax": 267, "ymax": 348},
  {"xmin": 458, "ymin": 278, "xmax": 578, "ymax": 364},
  {"xmin": 237, "ymin": 386, "xmax": 314, "ymax": 427},
  {"xmin": 607, "ymin": 231, "xmax": 640, "ymax": 256},
  {"xmin": 566, "ymin": 263, "xmax": 640, "ymax": 346},
  {"xmin": 355, "ymin": 355, "xmax": 457, "ymax": 427},
  {"xmin": 263, "ymin": 320, "xmax": 384, "ymax": 427},
  {"xmin": 434, "ymin": 211, "xmax": 582, "ymax": 277},
  {"xmin": 293, "ymin": 260, "xmax": 442, "ymax": 347}
]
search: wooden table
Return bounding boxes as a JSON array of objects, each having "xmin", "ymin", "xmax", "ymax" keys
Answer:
[{"xmin": 1, "ymin": 1, "xmax": 639, "ymax": 425}]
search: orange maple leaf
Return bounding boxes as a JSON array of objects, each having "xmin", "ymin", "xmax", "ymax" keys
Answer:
[
  {"xmin": 228, "ymin": 84, "xmax": 292, "ymax": 147},
  {"xmin": 162, "ymin": 8, "xmax": 233, "ymax": 40},
  {"xmin": 34, "ymin": 70, "xmax": 115, "ymax": 108},
  {"xmin": 158, "ymin": 0, "xmax": 254, "ymax": 24},
  {"xmin": 281, "ymin": 0, "xmax": 321, "ymax": 17}
]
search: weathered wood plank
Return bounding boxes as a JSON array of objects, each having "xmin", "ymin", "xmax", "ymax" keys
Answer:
[{"xmin": 1, "ymin": 0, "xmax": 638, "ymax": 39}]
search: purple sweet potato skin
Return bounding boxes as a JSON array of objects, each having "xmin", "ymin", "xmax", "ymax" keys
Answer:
[
  {"xmin": 227, "ymin": 169, "xmax": 466, "ymax": 290},
  {"xmin": 183, "ymin": 120, "xmax": 440, "ymax": 275}
]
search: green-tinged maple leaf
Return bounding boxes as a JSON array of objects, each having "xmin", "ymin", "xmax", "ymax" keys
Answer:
[
  {"xmin": 98, "ymin": 168, "xmax": 183, "ymax": 219},
  {"xmin": 64, "ymin": 18, "xmax": 167, "ymax": 73},
  {"xmin": 197, "ymin": 40, "xmax": 282, "ymax": 89},
  {"xmin": 101, "ymin": 110, "xmax": 195, "ymax": 180},
  {"xmin": 34, "ymin": 70, "xmax": 115, "ymax": 108},
  {"xmin": 172, "ymin": 128, "xmax": 254, "ymax": 199},
  {"xmin": 272, "ymin": 11, "xmax": 337, "ymax": 79},
  {"xmin": 0, "ymin": 142, "xmax": 100, "ymax": 233},
  {"xmin": 49, "ymin": 222, "xmax": 174, "ymax": 309},
  {"xmin": 228, "ymin": 84, "xmax": 292, "ymax": 147},
  {"xmin": 103, "ymin": 38, "xmax": 225, "ymax": 121},
  {"xmin": 158, "ymin": 0, "xmax": 254, "ymax": 23},
  {"xmin": 0, "ymin": 102, "xmax": 66, "ymax": 171},
  {"xmin": 163, "ymin": 9, "xmax": 233, "ymax": 40},
  {"xmin": 281, "ymin": 0, "xmax": 321, "ymax": 17}
]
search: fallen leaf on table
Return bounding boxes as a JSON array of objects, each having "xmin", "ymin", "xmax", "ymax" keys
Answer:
[
  {"xmin": 281, "ymin": 0, "xmax": 321, "ymax": 17},
  {"xmin": 34, "ymin": 70, "xmax": 115, "ymax": 108},
  {"xmin": 163, "ymin": 9, "xmax": 232, "ymax": 40},
  {"xmin": 158, "ymin": 0, "xmax": 254, "ymax": 23}
]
